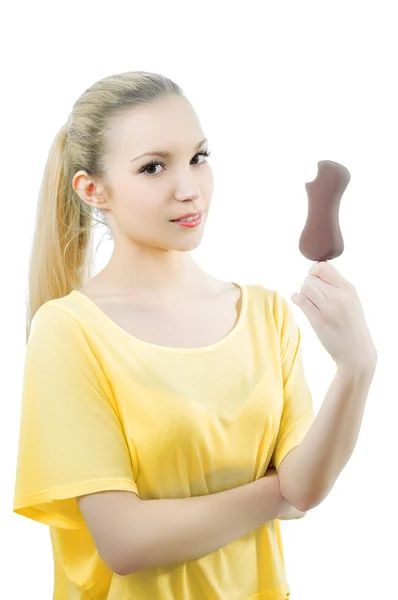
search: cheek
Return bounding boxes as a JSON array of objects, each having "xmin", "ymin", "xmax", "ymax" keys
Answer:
[
  {"xmin": 118, "ymin": 190, "xmax": 162, "ymax": 232},
  {"xmin": 204, "ymin": 168, "xmax": 214, "ymax": 198},
  {"xmin": 113, "ymin": 176, "xmax": 149, "ymax": 213}
]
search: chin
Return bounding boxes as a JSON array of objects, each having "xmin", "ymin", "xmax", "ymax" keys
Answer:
[
  {"xmin": 161, "ymin": 233, "xmax": 205, "ymax": 252},
  {"xmin": 173, "ymin": 238, "xmax": 204, "ymax": 251}
]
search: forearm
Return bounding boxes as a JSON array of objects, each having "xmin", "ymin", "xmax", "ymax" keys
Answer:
[
  {"xmin": 279, "ymin": 361, "xmax": 376, "ymax": 511},
  {"xmin": 123, "ymin": 475, "xmax": 291, "ymax": 574}
]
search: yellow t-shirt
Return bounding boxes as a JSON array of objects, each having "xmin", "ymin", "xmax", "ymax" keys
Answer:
[{"xmin": 13, "ymin": 283, "xmax": 315, "ymax": 600}]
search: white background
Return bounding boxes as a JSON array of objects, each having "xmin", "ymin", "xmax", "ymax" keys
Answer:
[{"xmin": 2, "ymin": 1, "xmax": 396, "ymax": 598}]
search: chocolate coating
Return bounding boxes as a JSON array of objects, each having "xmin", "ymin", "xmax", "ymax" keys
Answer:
[{"xmin": 299, "ymin": 160, "xmax": 351, "ymax": 261}]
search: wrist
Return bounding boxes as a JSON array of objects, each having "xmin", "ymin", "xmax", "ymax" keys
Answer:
[
  {"xmin": 335, "ymin": 361, "xmax": 377, "ymax": 390},
  {"xmin": 336, "ymin": 352, "xmax": 377, "ymax": 376}
]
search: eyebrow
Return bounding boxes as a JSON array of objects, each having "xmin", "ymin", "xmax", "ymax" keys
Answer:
[{"xmin": 130, "ymin": 138, "xmax": 208, "ymax": 163}]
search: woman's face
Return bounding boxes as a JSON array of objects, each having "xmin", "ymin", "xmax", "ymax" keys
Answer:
[{"xmin": 90, "ymin": 96, "xmax": 214, "ymax": 253}]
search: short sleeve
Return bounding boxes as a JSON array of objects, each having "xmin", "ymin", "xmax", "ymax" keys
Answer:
[
  {"xmin": 13, "ymin": 302, "xmax": 139, "ymax": 530},
  {"xmin": 271, "ymin": 292, "xmax": 315, "ymax": 469}
]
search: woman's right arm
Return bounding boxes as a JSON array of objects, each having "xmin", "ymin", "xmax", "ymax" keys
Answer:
[{"xmin": 78, "ymin": 471, "xmax": 291, "ymax": 576}]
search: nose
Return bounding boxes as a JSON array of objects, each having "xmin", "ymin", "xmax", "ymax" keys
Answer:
[{"xmin": 174, "ymin": 187, "xmax": 201, "ymax": 203}]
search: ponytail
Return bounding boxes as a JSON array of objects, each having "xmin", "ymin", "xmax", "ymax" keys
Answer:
[{"xmin": 25, "ymin": 122, "xmax": 95, "ymax": 343}]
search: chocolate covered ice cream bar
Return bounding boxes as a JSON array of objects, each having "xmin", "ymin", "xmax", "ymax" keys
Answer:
[{"xmin": 299, "ymin": 160, "xmax": 351, "ymax": 261}]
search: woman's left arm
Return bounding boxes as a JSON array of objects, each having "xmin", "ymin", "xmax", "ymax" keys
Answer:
[
  {"xmin": 277, "ymin": 361, "xmax": 376, "ymax": 511},
  {"xmin": 277, "ymin": 260, "xmax": 378, "ymax": 512}
]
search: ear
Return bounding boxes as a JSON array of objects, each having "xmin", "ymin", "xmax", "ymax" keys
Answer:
[{"xmin": 73, "ymin": 171, "xmax": 109, "ymax": 209}]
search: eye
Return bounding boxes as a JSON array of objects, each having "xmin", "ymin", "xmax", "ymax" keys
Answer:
[{"xmin": 139, "ymin": 150, "xmax": 211, "ymax": 177}]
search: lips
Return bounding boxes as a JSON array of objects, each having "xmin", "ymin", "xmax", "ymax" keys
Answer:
[{"xmin": 170, "ymin": 211, "xmax": 202, "ymax": 222}]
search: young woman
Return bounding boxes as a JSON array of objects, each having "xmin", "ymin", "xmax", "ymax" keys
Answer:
[{"xmin": 13, "ymin": 70, "xmax": 377, "ymax": 600}]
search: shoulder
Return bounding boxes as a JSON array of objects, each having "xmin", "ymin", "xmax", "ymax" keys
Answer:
[
  {"xmin": 249, "ymin": 285, "xmax": 294, "ymax": 330},
  {"xmin": 250, "ymin": 283, "xmax": 283, "ymax": 307},
  {"xmin": 28, "ymin": 293, "xmax": 88, "ymax": 349},
  {"xmin": 32, "ymin": 294, "xmax": 78, "ymax": 327}
]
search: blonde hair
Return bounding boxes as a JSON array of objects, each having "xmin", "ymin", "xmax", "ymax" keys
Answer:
[{"xmin": 26, "ymin": 71, "xmax": 184, "ymax": 342}]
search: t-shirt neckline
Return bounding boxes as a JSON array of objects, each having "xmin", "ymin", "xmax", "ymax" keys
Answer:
[{"xmin": 70, "ymin": 282, "xmax": 247, "ymax": 354}]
